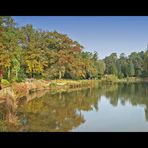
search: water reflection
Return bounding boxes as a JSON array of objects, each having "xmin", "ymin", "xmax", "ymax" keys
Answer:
[{"xmin": 0, "ymin": 83, "xmax": 148, "ymax": 131}]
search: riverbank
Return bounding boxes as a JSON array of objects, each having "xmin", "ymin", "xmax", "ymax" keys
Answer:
[
  {"xmin": 0, "ymin": 77, "xmax": 148, "ymax": 102},
  {"xmin": 115, "ymin": 77, "xmax": 148, "ymax": 83},
  {"xmin": 101, "ymin": 75, "xmax": 148, "ymax": 84},
  {"xmin": 0, "ymin": 79, "xmax": 100, "ymax": 101}
]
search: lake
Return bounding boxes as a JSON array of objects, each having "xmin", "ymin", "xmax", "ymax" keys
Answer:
[{"xmin": 0, "ymin": 83, "xmax": 148, "ymax": 132}]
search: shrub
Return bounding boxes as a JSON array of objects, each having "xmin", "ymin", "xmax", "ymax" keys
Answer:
[
  {"xmin": 10, "ymin": 77, "xmax": 18, "ymax": 83},
  {"xmin": 1, "ymin": 79, "xmax": 10, "ymax": 86},
  {"xmin": 102, "ymin": 74, "xmax": 118, "ymax": 83},
  {"xmin": 49, "ymin": 82, "xmax": 57, "ymax": 87},
  {"xmin": 12, "ymin": 82, "xmax": 29, "ymax": 97},
  {"xmin": 0, "ymin": 120, "xmax": 7, "ymax": 132},
  {"xmin": 10, "ymin": 77, "xmax": 25, "ymax": 83},
  {"xmin": 16, "ymin": 78, "xmax": 25, "ymax": 83}
]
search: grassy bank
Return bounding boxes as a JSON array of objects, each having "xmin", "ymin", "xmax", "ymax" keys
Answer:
[
  {"xmin": 0, "ymin": 79, "xmax": 100, "ymax": 101},
  {"xmin": 101, "ymin": 75, "xmax": 148, "ymax": 84},
  {"xmin": 115, "ymin": 77, "xmax": 143, "ymax": 83},
  {"xmin": 0, "ymin": 76, "xmax": 148, "ymax": 102}
]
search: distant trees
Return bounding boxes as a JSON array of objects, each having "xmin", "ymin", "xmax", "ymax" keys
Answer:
[
  {"xmin": 104, "ymin": 50, "xmax": 148, "ymax": 78},
  {"xmin": 95, "ymin": 60, "xmax": 106, "ymax": 78},
  {"xmin": 128, "ymin": 61, "xmax": 135, "ymax": 77},
  {"xmin": 104, "ymin": 53, "xmax": 117, "ymax": 75},
  {"xmin": 128, "ymin": 52, "xmax": 143, "ymax": 77},
  {"xmin": 144, "ymin": 50, "xmax": 148, "ymax": 72}
]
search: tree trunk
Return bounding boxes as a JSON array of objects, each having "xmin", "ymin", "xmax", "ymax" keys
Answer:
[
  {"xmin": 59, "ymin": 71, "xmax": 62, "ymax": 79},
  {"xmin": 16, "ymin": 70, "xmax": 18, "ymax": 79},
  {"xmin": 0, "ymin": 79, "xmax": 2, "ymax": 90},
  {"xmin": 8, "ymin": 67, "xmax": 11, "ymax": 80},
  {"xmin": 32, "ymin": 69, "xmax": 33, "ymax": 78}
]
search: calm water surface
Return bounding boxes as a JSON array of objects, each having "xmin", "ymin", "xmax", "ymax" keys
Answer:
[{"xmin": 0, "ymin": 83, "xmax": 148, "ymax": 132}]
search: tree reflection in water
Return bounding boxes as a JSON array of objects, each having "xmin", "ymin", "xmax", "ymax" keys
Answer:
[{"xmin": 0, "ymin": 83, "xmax": 148, "ymax": 131}]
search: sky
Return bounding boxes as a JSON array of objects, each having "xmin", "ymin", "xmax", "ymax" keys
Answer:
[{"xmin": 13, "ymin": 16, "xmax": 148, "ymax": 59}]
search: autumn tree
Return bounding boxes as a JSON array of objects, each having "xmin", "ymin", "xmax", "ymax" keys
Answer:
[{"xmin": 20, "ymin": 25, "xmax": 48, "ymax": 78}]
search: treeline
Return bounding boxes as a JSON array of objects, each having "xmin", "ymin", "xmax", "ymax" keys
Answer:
[
  {"xmin": 104, "ymin": 52, "xmax": 148, "ymax": 78},
  {"xmin": 0, "ymin": 16, "xmax": 105, "ymax": 81},
  {"xmin": 0, "ymin": 16, "xmax": 148, "ymax": 82}
]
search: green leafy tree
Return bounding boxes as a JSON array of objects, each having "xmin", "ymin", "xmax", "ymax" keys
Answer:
[
  {"xmin": 128, "ymin": 60, "xmax": 135, "ymax": 77},
  {"xmin": 104, "ymin": 53, "xmax": 117, "ymax": 75},
  {"xmin": 12, "ymin": 58, "xmax": 20, "ymax": 80}
]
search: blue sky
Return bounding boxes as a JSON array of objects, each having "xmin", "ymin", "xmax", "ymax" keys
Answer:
[{"xmin": 13, "ymin": 16, "xmax": 148, "ymax": 59}]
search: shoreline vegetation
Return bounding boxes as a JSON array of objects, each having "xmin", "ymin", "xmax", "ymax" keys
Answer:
[
  {"xmin": 0, "ymin": 79, "xmax": 99, "ymax": 101},
  {"xmin": 0, "ymin": 76, "xmax": 148, "ymax": 102}
]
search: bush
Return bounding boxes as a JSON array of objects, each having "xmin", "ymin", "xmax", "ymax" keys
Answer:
[
  {"xmin": 49, "ymin": 82, "xmax": 57, "ymax": 87},
  {"xmin": 0, "ymin": 120, "xmax": 7, "ymax": 132},
  {"xmin": 102, "ymin": 74, "xmax": 118, "ymax": 83},
  {"xmin": 12, "ymin": 82, "xmax": 29, "ymax": 97},
  {"xmin": 10, "ymin": 77, "xmax": 25, "ymax": 83},
  {"xmin": 1, "ymin": 79, "xmax": 10, "ymax": 86},
  {"xmin": 10, "ymin": 77, "xmax": 18, "ymax": 83},
  {"xmin": 16, "ymin": 78, "xmax": 25, "ymax": 83},
  {"xmin": 118, "ymin": 73, "xmax": 124, "ymax": 79}
]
